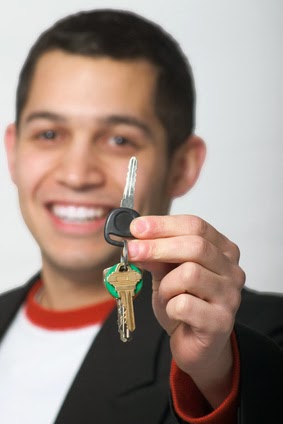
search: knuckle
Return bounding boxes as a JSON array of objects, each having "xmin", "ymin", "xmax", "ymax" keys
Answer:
[
  {"xmin": 189, "ymin": 215, "xmax": 207, "ymax": 236},
  {"xmin": 167, "ymin": 294, "xmax": 191, "ymax": 320},
  {"xmin": 222, "ymin": 273, "xmax": 244, "ymax": 311},
  {"xmin": 222, "ymin": 283, "xmax": 242, "ymax": 314},
  {"xmin": 225, "ymin": 241, "xmax": 241, "ymax": 263},
  {"xmin": 233, "ymin": 266, "xmax": 246, "ymax": 288},
  {"xmin": 192, "ymin": 236, "xmax": 209, "ymax": 257},
  {"xmin": 231, "ymin": 242, "xmax": 241, "ymax": 262},
  {"xmin": 175, "ymin": 294, "xmax": 190, "ymax": 318},
  {"xmin": 181, "ymin": 262, "xmax": 201, "ymax": 284}
]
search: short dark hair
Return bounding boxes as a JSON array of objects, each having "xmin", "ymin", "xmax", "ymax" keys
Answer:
[{"xmin": 16, "ymin": 9, "xmax": 195, "ymax": 152}]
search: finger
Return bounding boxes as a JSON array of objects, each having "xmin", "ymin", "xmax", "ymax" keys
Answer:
[
  {"xmin": 166, "ymin": 293, "xmax": 235, "ymax": 336},
  {"xmin": 133, "ymin": 261, "xmax": 176, "ymax": 283},
  {"xmin": 156, "ymin": 262, "xmax": 243, "ymax": 308},
  {"xmin": 128, "ymin": 235, "xmax": 231, "ymax": 275},
  {"xmin": 130, "ymin": 215, "xmax": 240, "ymax": 264}
]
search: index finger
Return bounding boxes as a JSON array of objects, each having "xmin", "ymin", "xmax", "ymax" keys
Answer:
[{"xmin": 130, "ymin": 215, "xmax": 240, "ymax": 263}]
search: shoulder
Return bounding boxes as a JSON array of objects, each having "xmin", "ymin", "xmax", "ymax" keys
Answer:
[
  {"xmin": 0, "ymin": 283, "xmax": 29, "ymax": 301},
  {"xmin": 0, "ymin": 284, "xmax": 29, "ymax": 310},
  {"xmin": 0, "ymin": 273, "xmax": 39, "ymax": 303},
  {"xmin": 0, "ymin": 274, "xmax": 39, "ymax": 331},
  {"xmin": 236, "ymin": 287, "xmax": 283, "ymax": 346}
]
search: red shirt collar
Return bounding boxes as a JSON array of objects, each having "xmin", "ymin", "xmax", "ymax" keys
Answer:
[{"xmin": 25, "ymin": 280, "xmax": 115, "ymax": 330}]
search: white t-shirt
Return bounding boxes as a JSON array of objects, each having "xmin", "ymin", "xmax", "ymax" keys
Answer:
[{"xmin": 0, "ymin": 281, "xmax": 115, "ymax": 424}]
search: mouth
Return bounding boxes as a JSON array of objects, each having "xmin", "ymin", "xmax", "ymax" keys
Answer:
[{"xmin": 49, "ymin": 203, "xmax": 110, "ymax": 224}]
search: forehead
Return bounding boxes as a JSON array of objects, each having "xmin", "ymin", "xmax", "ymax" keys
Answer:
[{"xmin": 21, "ymin": 50, "xmax": 161, "ymax": 126}]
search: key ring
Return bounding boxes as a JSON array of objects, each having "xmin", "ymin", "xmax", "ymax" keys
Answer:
[{"xmin": 120, "ymin": 240, "xmax": 129, "ymax": 271}]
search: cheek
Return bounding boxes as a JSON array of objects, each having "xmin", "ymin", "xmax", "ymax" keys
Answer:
[
  {"xmin": 135, "ymin": 158, "xmax": 168, "ymax": 213},
  {"xmin": 14, "ymin": 151, "xmax": 51, "ymax": 200},
  {"xmin": 101, "ymin": 157, "xmax": 135, "ymax": 200}
]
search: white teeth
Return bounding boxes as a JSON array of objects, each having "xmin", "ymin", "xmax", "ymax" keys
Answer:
[{"xmin": 52, "ymin": 205, "xmax": 105, "ymax": 222}]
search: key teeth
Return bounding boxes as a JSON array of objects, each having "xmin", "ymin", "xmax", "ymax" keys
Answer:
[
  {"xmin": 120, "ymin": 331, "xmax": 132, "ymax": 342},
  {"xmin": 121, "ymin": 156, "xmax": 137, "ymax": 208},
  {"xmin": 117, "ymin": 299, "xmax": 133, "ymax": 342}
]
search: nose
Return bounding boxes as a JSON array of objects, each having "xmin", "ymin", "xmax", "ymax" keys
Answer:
[{"xmin": 54, "ymin": 140, "xmax": 105, "ymax": 190}]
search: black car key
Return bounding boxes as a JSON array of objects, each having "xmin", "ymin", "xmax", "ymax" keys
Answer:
[{"xmin": 104, "ymin": 157, "xmax": 140, "ymax": 247}]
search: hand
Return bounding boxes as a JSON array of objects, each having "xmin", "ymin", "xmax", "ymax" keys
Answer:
[{"xmin": 128, "ymin": 215, "xmax": 245, "ymax": 407}]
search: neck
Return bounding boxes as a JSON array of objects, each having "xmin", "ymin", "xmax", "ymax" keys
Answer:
[{"xmin": 40, "ymin": 263, "xmax": 112, "ymax": 311}]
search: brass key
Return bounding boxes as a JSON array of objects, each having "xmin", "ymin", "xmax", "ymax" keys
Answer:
[
  {"xmin": 103, "ymin": 157, "xmax": 143, "ymax": 342},
  {"xmin": 104, "ymin": 262, "xmax": 143, "ymax": 342}
]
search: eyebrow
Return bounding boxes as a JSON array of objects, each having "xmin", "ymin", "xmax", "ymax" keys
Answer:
[
  {"xmin": 24, "ymin": 111, "xmax": 67, "ymax": 125},
  {"xmin": 101, "ymin": 115, "xmax": 153, "ymax": 138},
  {"xmin": 23, "ymin": 111, "xmax": 153, "ymax": 138}
]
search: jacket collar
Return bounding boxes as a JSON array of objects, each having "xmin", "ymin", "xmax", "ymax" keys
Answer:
[
  {"xmin": 0, "ymin": 273, "xmax": 39, "ymax": 338},
  {"xmin": 55, "ymin": 271, "xmax": 171, "ymax": 423},
  {"xmin": 0, "ymin": 272, "xmax": 171, "ymax": 423}
]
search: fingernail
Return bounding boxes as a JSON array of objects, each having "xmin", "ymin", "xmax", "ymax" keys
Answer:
[{"xmin": 132, "ymin": 218, "xmax": 148, "ymax": 234}]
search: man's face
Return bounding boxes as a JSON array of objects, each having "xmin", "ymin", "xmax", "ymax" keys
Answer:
[{"xmin": 6, "ymin": 51, "xmax": 178, "ymax": 278}]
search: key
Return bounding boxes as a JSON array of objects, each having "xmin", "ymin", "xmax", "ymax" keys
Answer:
[
  {"xmin": 104, "ymin": 157, "xmax": 140, "ymax": 247},
  {"xmin": 103, "ymin": 262, "xmax": 143, "ymax": 342}
]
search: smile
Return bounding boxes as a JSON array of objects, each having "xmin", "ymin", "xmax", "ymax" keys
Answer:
[{"xmin": 51, "ymin": 204, "xmax": 107, "ymax": 223}]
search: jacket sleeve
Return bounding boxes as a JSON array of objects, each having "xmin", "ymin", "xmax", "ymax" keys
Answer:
[
  {"xmin": 169, "ymin": 331, "xmax": 239, "ymax": 424},
  {"xmin": 169, "ymin": 323, "xmax": 283, "ymax": 424}
]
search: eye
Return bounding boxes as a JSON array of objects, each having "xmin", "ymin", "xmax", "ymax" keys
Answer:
[
  {"xmin": 100, "ymin": 133, "xmax": 142, "ymax": 155},
  {"xmin": 109, "ymin": 135, "xmax": 129, "ymax": 146},
  {"xmin": 40, "ymin": 130, "xmax": 56, "ymax": 140}
]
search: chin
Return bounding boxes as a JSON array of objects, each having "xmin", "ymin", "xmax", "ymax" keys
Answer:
[{"xmin": 42, "ymin": 248, "xmax": 120, "ymax": 277}]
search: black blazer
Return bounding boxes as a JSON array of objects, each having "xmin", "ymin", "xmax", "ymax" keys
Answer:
[
  {"xmin": 0, "ymin": 273, "xmax": 174, "ymax": 424},
  {"xmin": 235, "ymin": 288, "xmax": 283, "ymax": 423},
  {"xmin": 0, "ymin": 274, "xmax": 283, "ymax": 423}
]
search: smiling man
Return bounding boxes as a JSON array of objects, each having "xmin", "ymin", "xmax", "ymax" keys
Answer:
[
  {"xmin": 0, "ymin": 8, "xmax": 283, "ymax": 424},
  {"xmin": 7, "ymin": 52, "xmax": 174, "ymax": 307}
]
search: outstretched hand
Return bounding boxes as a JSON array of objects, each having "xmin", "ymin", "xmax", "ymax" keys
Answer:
[{"xmin": 128, "ymin": 215, "xmax": 245, "ymax": 407}]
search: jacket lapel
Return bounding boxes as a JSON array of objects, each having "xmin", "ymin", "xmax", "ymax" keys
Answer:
[
  {"xmin": 55, "ymin": 272, "xmax": 171, "ymax": 424},
  {"xmin": 0, "ymin": 272, "xmax": 172, "ymax": 423},
  {"xmin": 0, "ymin": 274, "xmax": 39, "ymax": 338}
]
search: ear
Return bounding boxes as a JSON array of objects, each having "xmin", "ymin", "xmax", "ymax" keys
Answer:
[
  {"xmin": 167, "ymin": 135, "xmax": 206, "ymax": 198},
  {"xmin": 4, "ymin": 123, "xmax": 18, "ymax": 184}
]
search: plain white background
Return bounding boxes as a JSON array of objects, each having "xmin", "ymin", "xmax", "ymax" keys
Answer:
[{"xmin": 0, "ymin": 0, "xmax": 282, "ymax": 293}]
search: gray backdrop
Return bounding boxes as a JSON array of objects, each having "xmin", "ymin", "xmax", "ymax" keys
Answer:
[{"xmin": 0, "ymin": 0, "xmax": 282, "ymax": 293}]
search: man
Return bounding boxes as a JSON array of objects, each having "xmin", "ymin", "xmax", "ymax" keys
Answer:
[{"xmin": 0, "ymin": 8, "xmax": 282, "ymax": 424}]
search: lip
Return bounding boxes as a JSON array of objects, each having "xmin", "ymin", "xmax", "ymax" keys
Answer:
[{"xmin": 45, "ymin": 201, "xmax": 115, "ymax": 236}]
